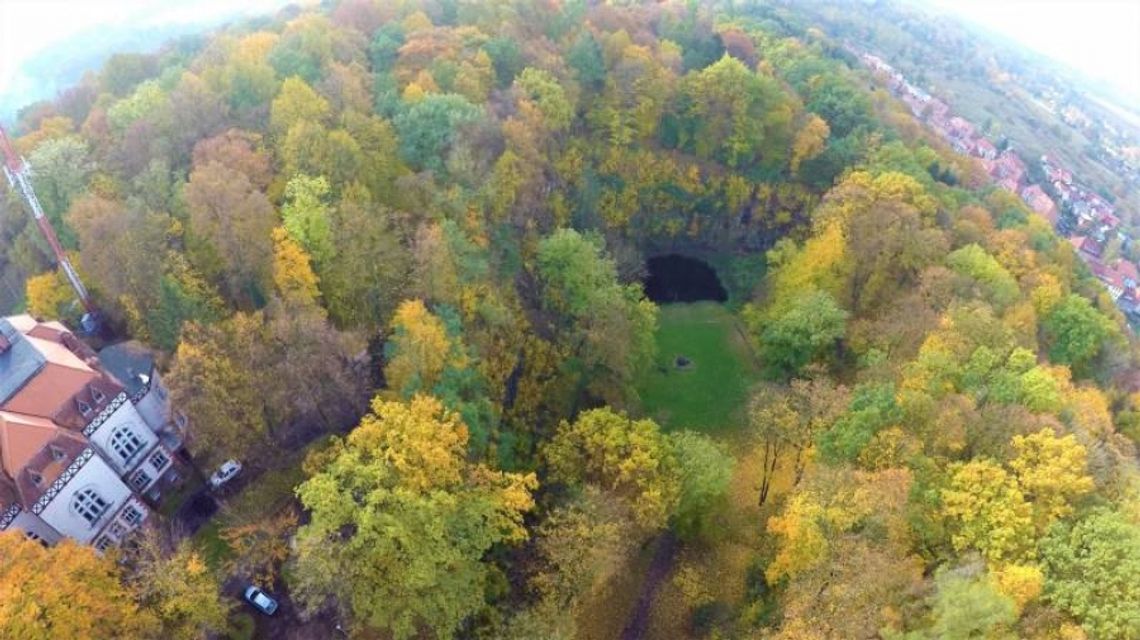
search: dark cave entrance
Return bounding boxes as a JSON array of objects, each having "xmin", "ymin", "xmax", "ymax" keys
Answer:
[{"xmin": 643, "ymin": 254, "xmax": 728, "ymax": 303}]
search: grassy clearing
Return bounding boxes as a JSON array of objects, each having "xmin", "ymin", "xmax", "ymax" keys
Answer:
[
  {"xmin": 192, "ymin": 519, "xmax": 233, "ymax": 571},
  {"xmin": 190, "ymin": 439, "xmax": 319, "ymax": 574},
  {"xmin": 637, "ymin": 302, "xmax": 761, "ymax": 433},
  {"xmin": 220, "ymin": 460, "xmax": 307, "ymax": 526}
]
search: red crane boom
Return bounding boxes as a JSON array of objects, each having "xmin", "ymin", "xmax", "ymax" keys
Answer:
[{"xmin": 0, "ymin": 125, "xmax": 97, "ymax": 318}]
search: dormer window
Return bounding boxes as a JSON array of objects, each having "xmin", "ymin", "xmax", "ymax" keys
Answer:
[
  {"xmin": 28, "ymin": 471, "xmax": 43, "ymax": 486},
  {"xmin": 90, "ymin": 386, "xmax": 106, "ymax": 404},
  {"xmin": 49, "ymin": 445, "xmax": 66, "ymax": 462},
  {"xmin": 76, "ymin": 399, "xmax": 93, "ymax": 416}
]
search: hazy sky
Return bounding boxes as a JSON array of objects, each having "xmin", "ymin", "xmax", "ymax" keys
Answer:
[
  {"xmin": 1, "ymin": 0, "xmax": 1138, "ymax": 109},
  {"xmin": 928, "ymin": 0, "xmax": 1140, "ymax": 106},
  {"xmin": 0, "ymin": 0, "xmax": 296, "ymax": 101}
]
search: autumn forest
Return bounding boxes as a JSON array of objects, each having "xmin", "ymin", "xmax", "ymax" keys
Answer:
[{"xmin": 2, "ymin": 0, "xmax": 1140, "ymax": 639}]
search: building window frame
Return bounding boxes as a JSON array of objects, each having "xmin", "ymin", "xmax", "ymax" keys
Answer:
[
  {"xmin": 121, "ymin": 504, "xmax": 144, "ymax": 526},
  {"xmin": 149, "ymin": 448, "xmax": 169, "ymax": 470},
  {"xmin": 109, "ymin": 425, "xmax": 144, "ymax": 464},
  {"xmin": 130, "ymin": 469, "xmax": 152, "ymax": 491},
  {"xmin": 72, "ymin": 487, "xmax": 109, "ymax": 526}
]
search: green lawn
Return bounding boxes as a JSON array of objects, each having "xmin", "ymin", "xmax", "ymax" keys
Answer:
[
  {"xmin": 636, "ymin": 302, "xmax": 760, "ymax": 433},
  {"xmin": 192, "ymin": 519, "xmax": 233, "ymax": 572},
  {"xmin": 190, "ymin": 440, "xmax": 319, "ymax": 572}
]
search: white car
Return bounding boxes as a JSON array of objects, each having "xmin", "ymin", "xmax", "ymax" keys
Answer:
[
  {"xmin": 209, "ymin": 460, "xmax": 242, "ymax": 489},
  {"xmin": 243, "ymin": 585, "xmax": 278, "ymax": 615}
]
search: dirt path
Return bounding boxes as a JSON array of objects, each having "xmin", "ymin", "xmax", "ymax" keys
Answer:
[
  {"xmin": 729, "ymin": 316, "xmax": 764, "ymax": 373},
  {"xmin": 620, "ymin": 531, "xmax": 679, "ymax": 640}
]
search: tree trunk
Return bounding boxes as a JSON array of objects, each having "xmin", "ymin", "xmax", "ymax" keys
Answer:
[{"xmin": 759, "ymin": 439, "xmax": 783, "ymax": 506}]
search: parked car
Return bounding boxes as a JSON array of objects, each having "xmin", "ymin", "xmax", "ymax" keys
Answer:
[
  {"xmin": 243, "ymin": 585, "xmax": 278, "ymax": 616},
  {"xmin": 209, "ymin": 460, "xmax": 242, "ymax": 489}
]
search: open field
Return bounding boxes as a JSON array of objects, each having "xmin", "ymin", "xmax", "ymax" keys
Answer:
[{"xmin": 636, "ymin": 302, "xmax": 761, "ymax": 433}]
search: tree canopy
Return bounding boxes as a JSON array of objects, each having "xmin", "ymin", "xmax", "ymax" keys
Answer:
[{"xmin": 4, "ymin": 1, "xmax": 1140, "ymax": 638}]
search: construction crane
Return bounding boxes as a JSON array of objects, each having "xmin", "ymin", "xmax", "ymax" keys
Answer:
[{"xmin": 0, "ymin": 125, "xmax": 99, "ymax": 331}]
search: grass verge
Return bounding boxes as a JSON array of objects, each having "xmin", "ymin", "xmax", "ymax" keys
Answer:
[{"xmin": 636, "ymin": 302, "xmax": 760, "ymax": 433}]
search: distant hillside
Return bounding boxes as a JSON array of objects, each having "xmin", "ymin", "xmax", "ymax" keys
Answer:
[{"xmin": 1, "ymin": 3, "xmax": 296, "ymax": 122}]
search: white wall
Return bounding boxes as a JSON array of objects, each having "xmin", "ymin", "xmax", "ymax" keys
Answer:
[
  {"xmin": 134, "ymin": 371, "xmax": 172, "ymax": 434},
  {"xmin": 88, "ymin": 401, "xmax": 158, "ymax": 476},
  {"xmin": 39, "ymin": 453, "xmax": 132, "ymax": 544},
  {"xmin": 134, "ymin": 445, "xmax": 173, "ymax": 494},
  {"xmin": 8, "ymin": 510, "xmax": 62, "ymax": 545}
]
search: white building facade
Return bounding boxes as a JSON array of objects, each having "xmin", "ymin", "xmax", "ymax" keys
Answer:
[{"xmin": 0, "ymin": 316, "xmax": 184, "ymax": 550}]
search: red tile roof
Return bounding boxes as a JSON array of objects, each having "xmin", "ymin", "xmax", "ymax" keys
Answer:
[
  {"xmin": 0, "ymin": 316, "xmax": 128, "ymax": 512},
  {"xmin": 0, "ymin": 411, "xmax": 62, "ymax": 478},
  {"xmin": 0, "ymin": 317, "xmax": 118, "ymax": 429},
  {"xmin": 1071, "ymin": 235, "xmax": 1103, "ymax": 258},
  {"xmin": 0, "ymin": 475, "xmax": 18, "ymax": 513},
  {"xmin": 14, "ymin": 431, "xmax": 88, "ymax": 508},
  {"xmin": 998, "ymin": 176, "xmax": 1021, "ymax": 193},
  {"xmin": 1021, "ymin": 185, "xmax": 1058, "ymax": 223},
  {"xmin": 1116, "ymin": 260, "xmax": 1139, "ymax": 283},
  {"xmin": 2, "ymin": 363, "xmax": 100, "ymax": 421}
]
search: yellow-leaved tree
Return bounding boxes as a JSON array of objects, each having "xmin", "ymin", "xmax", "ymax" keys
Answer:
[
  {"xmin": 290, "ymin": 395, "xmax": 536, "ymax": 639},
  {"xmin": 271, "ymin": 226, "xmax": 320, "ymax": 306},
  {"xmin": 0, "ymin": 531, "xmax": 157, "ymax": 639},
  {"xmin": 126, "ymin": 533, "xmax": 233, "ymax": 640},
  {"xmin": 543, "ymin": 407, "xmax": 681, "ymax": 530},
  {"xmin": 790, "ymin": 114, "xmax": 829, "ymax": 175},
  {"xmin": 24, "ymin": 269, "xmax": 75, "ymax": 319},
  {"xmin": 941, "ymin": 459, "xmax": 1035, "ymax": 563},
  {"xmin": 1009, "ymin": 428, "xmax": 1095, "ymax": 530},
  {"xmin": 384, "ymin": 299, "xmax": 457, "ymax": 396}
]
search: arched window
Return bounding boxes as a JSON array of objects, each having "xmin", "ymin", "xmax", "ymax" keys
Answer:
[
  {"xmin": 110, "ymin": 425, "xmax": 143, "ymax": 462},
  {"xmin": 72, "ymin": 488, "xmax": 108, "ymax": 525}
]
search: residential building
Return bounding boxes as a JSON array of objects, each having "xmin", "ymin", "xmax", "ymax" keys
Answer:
[
  {"xmin": 1043, "ymin": 157, "xmax": 1073, "ymax": 185},
  {"xmin": 0, "ymin": 315, "xmax": 184, "ymax": 551},
  {"xmin": 1070, "ymin": 235, "xmax": 1103, "ymax": 259},
  {"xmin": 1021, "ymin": 184, "xmax": 1059, "ymax": 225},
  {"xmin": 856, "ymin": 46, "xmax": 1140, "ymax": 326},
  {"xmin": 927, "ymin": 99, "xmax": 950, "ymax": 123},
  {"xmin": 973, "ymin": 138, "xmax": 998, "ymax": 160},
  {"xmin": 1088, "ymin": 259, "xmax": 1139, "ymax": 302},
  {"xmin": 991, "ymin": 150, "xmax": 1027, "ymax": 184},
  {"xmin": 997, "ymin": 175, "xmax": 1021, "ymax": 194},
  {"xmin": 947, "ymin": 116, "xmax": 976, "ymax": 140}
]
